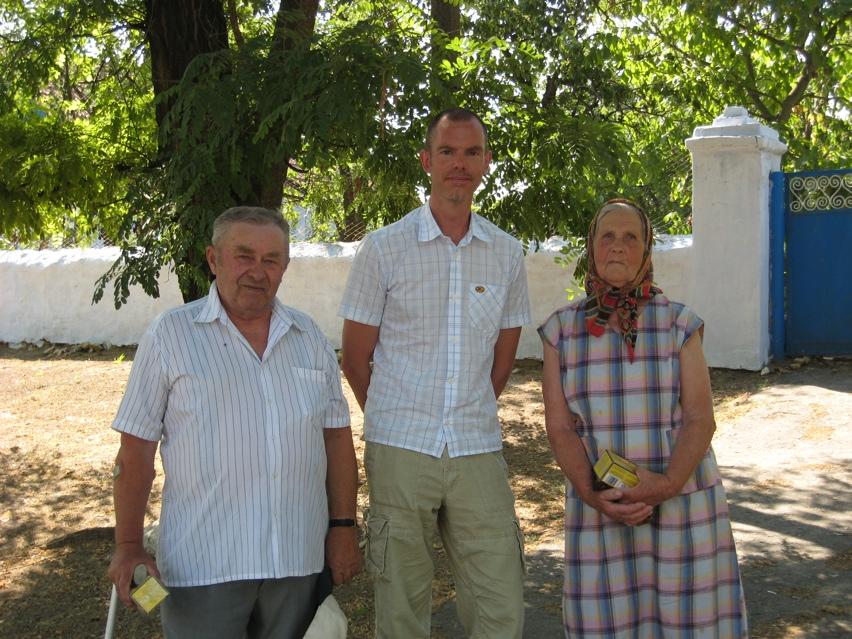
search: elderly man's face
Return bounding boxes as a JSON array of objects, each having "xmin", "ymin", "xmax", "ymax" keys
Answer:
[{"xmin": 206, "ymin": 221, "xmax": 289, "ymax": 320}]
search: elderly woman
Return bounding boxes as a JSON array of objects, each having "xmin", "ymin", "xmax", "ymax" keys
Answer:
[{"xmin": 539, "ymin": 199, "xmax": 748, "ymax": 637}]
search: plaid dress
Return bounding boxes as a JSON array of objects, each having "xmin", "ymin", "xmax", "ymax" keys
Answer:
[{"xmin": 539, "ymin": 295, "xmax": 748, "ymax": 638}]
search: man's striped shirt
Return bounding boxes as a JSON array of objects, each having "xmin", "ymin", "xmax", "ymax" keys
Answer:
[{"xmin": 112, "ymin": 283, "xmax": 350, "ymax": 587}]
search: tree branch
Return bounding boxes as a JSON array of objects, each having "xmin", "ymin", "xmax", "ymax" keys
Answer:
[
  {"xmin": 776, "ymin": 50, "xmax": 817, "ymax": 124},
  {"xmin": 741, "ymin": 50, "xmax": 773, "ymax": 121},
  {"xmin": 541, "ymin": 73, "xmax": 559, "ymax": 108},
  {"xmin": 226, "ymin": 0, "xmax": 245, "ymax": 49}
]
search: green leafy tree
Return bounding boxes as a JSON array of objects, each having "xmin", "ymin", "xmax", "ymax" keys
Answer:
[
  {"xmin": 0, "ymin": 0, "xmax": 848, "ymax": 307},
  {"xmin": 453, "ymin": 0, "xmax": 635, "ymax": 240},
  {"xmin": 0, "ymin": 1, "xmax": 154, "ymax": 246},
  {"xmin": 602, "ymin": 0, "xmax": 851, "ymax": 211}
]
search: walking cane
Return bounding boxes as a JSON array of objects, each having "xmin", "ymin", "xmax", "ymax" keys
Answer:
[
  {"xmin": 103, "ymin": 523, "xmax": 162, "ymax": 639},
  {"xmin": 104, "ymin": 585, "xmax": 118, "ymax": 639}
]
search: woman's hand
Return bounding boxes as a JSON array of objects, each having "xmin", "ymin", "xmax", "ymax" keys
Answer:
[
  {"xmin": 580, "ymin": 486, "xmax": 654, "ymax": 526},
  {"xmin": 619, "ymin": 467, "xmax": 678, "ymax": 507}
]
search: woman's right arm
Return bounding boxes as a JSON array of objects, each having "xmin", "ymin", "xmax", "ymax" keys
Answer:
[{"xmin": 541, "ymin": 341, "xmax": 653, "ymax": 525}]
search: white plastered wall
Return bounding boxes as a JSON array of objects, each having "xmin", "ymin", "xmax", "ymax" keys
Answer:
[
  {"xmin": 0, "ymin": 240, "xmax": 693, "ymax": 360},
  {"xmin": 1, "ymin": 107, "xmax": 782, "ymax": 368},
  {"xmin": 0, "ymin": 249, "xmax": 184, "ymax": 346}
]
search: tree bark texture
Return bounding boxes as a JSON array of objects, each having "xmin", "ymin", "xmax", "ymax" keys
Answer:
[
  {"xmin": 430, "ymin": 0, "xmax": 461, "ymax": 107},
  {"xmin": 145, "ymin": 0, "xmax": 229, "ymax": 132},
  {"xmin": 339, "ymin": 166, "xmax": 366, "ymax": 242},
  {"xmin": 258, "ymin": 0, "xmax": 321, "ymax": 210},
  {"xmin": 431, "ymin": 0, "xmax": 460, "ymax": 38},
  {"xmin": 143, "ymin": 1, "xmax": 228, "ymax": 302}
]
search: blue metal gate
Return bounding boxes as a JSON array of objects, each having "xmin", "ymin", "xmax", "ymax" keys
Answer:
[{"xmin": 770, "ymin": 168, "xmax": 852, "ymax": 358}]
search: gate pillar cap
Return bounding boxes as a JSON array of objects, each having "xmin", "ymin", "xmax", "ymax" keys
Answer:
[{"xmin": 690, "ymin": 105, "xmax": 781, "ymax": 141}]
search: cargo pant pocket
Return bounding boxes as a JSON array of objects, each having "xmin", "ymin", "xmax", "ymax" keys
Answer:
[
  {"xmin": 365, "ymin": 514, "xmax": 390, "ymax": 578},
  {"xmin": 513, "ymin": 519, "xmax": 527, "ymax": 574}
]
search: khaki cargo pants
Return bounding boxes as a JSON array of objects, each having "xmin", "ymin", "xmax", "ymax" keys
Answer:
[{"xmin": 364, "ymin": 442, "xmax": 525, "ymax": 639}]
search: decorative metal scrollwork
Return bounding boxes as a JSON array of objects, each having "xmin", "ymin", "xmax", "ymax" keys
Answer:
[{"xmin": 789, "ymin": 173, "xmax": 852, "ymax": 213}]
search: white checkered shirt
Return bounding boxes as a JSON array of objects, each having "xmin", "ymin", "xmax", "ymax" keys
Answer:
[
  {"xmin": 112, "ymin": 283, "xmax": 350, "ymax": 587},
  {"xmin": 339, "ymin": 202, "xmax": 530, "ymax": 458}
]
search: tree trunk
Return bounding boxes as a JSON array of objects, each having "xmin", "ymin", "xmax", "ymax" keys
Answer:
[
  {"xmin": 431, "ymin": 0, "xmax": 460, "ymax": 37},
  {"xmin": 339, "ymin": 166, "xmax": 366, "ymax": 242},
  {"xmin": 259, "ymin": 0, "xmax": 321, "ymax": 210},
  {"xmin": 430, "ymin": 0, "xmax": 461, "ymax": 106},
  {"xmin": 145, "ymin": 0, "xmax": 229, "ymax": 135},
  {"xmin": 141, "ymin": 1, "xmax": 320, "ymax": 302},
  {"xmin": 144, "ymin": 1, "xmax": 228, "ymax": 302}
]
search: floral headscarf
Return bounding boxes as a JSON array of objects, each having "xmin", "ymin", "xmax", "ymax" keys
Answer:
[{"xmin": 584, "ymin": 198, "xmax": 662, "ymax": 362}]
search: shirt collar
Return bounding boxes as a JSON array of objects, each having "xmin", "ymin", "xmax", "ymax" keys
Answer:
[
  {"xmin": 193, "ymin": 281, "xmax": 308, "ymax": 334},
  {"xmin": 416, "ymin": 200, "xmax": 493, "ymax": 245},
  {"xmin": 194, "ymin": 282, "xmax": 227, "ymax": 324}
]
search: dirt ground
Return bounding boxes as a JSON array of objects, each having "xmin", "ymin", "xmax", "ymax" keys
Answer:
[{"xmin": 0, "ymin": 343, "xmax": 850, "ymax": 638}]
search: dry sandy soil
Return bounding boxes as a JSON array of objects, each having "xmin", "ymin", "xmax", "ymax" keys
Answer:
[{"xmin": 0, "ymin": 343, "xmax": 850, "ymax": 638}]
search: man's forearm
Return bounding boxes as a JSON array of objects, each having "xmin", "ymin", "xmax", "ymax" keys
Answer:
[
  {"xmin": 324, "ymin": 427, "xmax": 358, "ymax": 519},
  {"xmin": 113, "ymin": 436, "xmax": 157, "ymax": 545},
  {"xmin": 341, "ymin": 362, "xmax": 371, "ymax": 412},
  {"xmin": 114, "ymin": 470, "xmax": 154, "ymax": 546},
  {"xmin": 341, "ymin": 320, "xmax": 380, "ymax": 411},
  {"xmin": 491, "ymin": 327, "xmax": 522, "ymax": 399}
]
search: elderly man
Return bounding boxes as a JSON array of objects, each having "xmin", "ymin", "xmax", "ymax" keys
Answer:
[
  {"xmin": 340, "ymin": 108, "xmax": 530, "ymax": 638},
  {"xmin": 108, "ymin": 206, "xmax": 360, "ymax": 638}
]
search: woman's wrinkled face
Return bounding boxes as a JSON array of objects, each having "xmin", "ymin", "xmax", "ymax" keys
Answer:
[{"xmin": 592, "ymin": 207, "xmax": 646, "ymax": 289}]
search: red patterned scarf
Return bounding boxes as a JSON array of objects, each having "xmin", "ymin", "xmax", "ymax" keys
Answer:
[{"xmin": 584, "ymin": 199, "xmax": 662, "ymax": 362}]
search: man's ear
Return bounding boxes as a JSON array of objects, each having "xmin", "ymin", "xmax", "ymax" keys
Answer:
[
  {"xmin": 206, "ymin": 245, "xmax": 217, "ymax": 275},
  {"xmin": 484, "ymin": 149, "xmax": 493, "ymax": 173},
  {"xmin": 419, "ymin": 148, "xmax": 431, "ymax": 174}
]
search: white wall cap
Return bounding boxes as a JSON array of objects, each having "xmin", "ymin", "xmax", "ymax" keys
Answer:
[
  {"xmin": 290, "ymin": 241, "xmax": 358, "ymax": 259},
  {"xmin": 528, "ymin": 234, "xmax": 692, "ymax": 255},
  {"xmin": 689, "ymin": 105, "xmax": 782, "ymax": 141},
  {"xmin": 685, "ymin": 133, "xmax": 787, "ymax": 156}
]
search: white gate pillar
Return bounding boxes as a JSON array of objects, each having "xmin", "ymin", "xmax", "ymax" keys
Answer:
[{"xmin": 685, "ymin": 106, "xmax": 787, "ymax": 370}]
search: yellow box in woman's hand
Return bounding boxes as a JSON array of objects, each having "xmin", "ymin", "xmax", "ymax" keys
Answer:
[{"xmin": 593, "ymin": 450, "xmax": 640, "ymax": 489}]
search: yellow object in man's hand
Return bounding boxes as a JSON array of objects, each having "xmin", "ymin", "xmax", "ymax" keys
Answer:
[{"xmin": 130, "ymin": 565, "xmax": 169, "ymax": 614}]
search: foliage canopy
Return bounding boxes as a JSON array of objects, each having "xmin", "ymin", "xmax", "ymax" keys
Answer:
[{"xmin": 0, "ymin": 0, "xmax": 848, "ymax": 305}]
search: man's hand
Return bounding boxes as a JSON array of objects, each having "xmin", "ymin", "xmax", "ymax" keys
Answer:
[
  {"xmin": 107, "ymin": 541, "xmax": 160, "ymax": 608},
  {"xmin": 325, "ymin": 527, "xmax": 362, "ymax": 585}
]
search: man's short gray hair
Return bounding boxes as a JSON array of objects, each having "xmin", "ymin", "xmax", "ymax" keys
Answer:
[{"xmin": 211, "ymin": 206, "xmax": 290, "ymax": 247}]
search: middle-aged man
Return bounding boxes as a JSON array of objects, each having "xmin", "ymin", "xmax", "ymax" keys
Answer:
[
  {"xmin": 108, "ymin": 206, "xmax": 361, "ymax": 639},
  {"xmin": 339, "ymin": 108, "xmax": 530, "ymax": 638}
]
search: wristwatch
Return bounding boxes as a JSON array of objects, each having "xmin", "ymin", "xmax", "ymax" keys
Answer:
[{"xmin": 328, "ymin": 518, "xmax": 357, "ymax": 528}]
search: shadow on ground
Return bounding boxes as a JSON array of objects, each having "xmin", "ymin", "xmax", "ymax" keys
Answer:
[
  {"xmin": 431, "ymin": 543, "xmax": 564, "ymax": 639},
  {"xmin": 721, "ymin": 465, "xmax": 852, "ymax": 638},
  {"xmin": 2, "ymin": 353, "xmax": 850, "ymax": 638},
  {"xmin": 0, "ymin": 448, "xmax": 158, "ymax": 558},
  {"xmin": 0, "ymin": 534, "xmax": 163, "ymax": 639}
]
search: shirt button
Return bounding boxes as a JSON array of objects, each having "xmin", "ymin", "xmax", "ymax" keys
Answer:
[{"xmin": 448, "ymin": 377, "xmax": 456, "ymax": 384}]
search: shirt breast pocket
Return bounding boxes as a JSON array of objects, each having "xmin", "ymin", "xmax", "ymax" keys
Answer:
[
  {"xmin": 468, "ymin": 283, "xmax": 508, "ymax": 335},
  {"xmin": 286, "ymin": 366, "xmax": 328, "ymax": 422}
]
